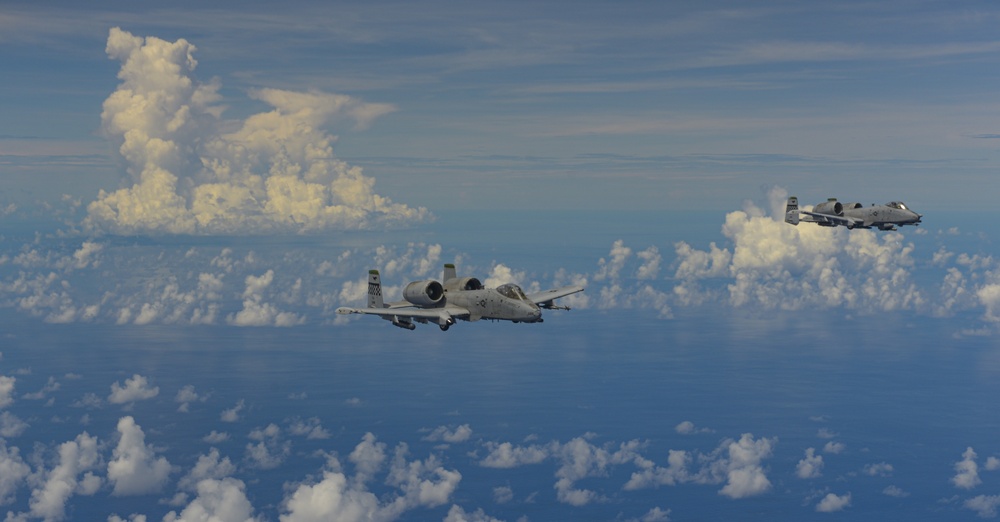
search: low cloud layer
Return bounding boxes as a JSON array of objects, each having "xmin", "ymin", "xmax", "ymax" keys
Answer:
[{"xmin": 85, "ymin": 28, "xmax": 429, "ymax": 235}]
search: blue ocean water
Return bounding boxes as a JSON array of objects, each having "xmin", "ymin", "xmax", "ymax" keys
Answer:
[{"xmin": 0, "ymin": 210, "xmax": 998, "ymax": 520}]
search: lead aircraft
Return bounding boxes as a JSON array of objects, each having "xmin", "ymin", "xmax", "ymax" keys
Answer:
[
  {"xmin": 785, "ymin": 196, "xmax": 922, "ymax": 231},
  {"xmin": 336, "ymin": 264, "xmax": 585, "ymax": 331}
]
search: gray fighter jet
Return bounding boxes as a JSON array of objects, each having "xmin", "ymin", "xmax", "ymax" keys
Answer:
[
  {"xmin": 336, "ymin": 264, "xmax": 585, "ymax": 331},
  {"xmin": 785, "ymin": 196, "xmax": 922, "ymax": 231}
]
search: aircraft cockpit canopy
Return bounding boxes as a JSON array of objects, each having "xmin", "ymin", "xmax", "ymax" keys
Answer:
[
  {"xmin": 887, "ymin": 201, "xmax": 909, "ymax": 210},
  {"xmin": 495, "ymin": 283, "xmax": 529, "ymax": 301}
]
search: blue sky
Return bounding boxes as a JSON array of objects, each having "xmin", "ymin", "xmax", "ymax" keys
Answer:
[
  {"xmin": 4, "ymin": 1, "xmax": 1000, "ymax": 520},
  {"xmin": 4, "ymin": 1, "xmax": 1000, "ymax": 215}
]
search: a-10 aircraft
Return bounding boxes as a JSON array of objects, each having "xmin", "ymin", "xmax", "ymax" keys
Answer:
[
  {"xmin": 785, "ymin": 196, "xmax": 922, "ymax": 231},
  {"xmin": 336, "ymin": 263, "xmax": 585, "ymax": 331}
]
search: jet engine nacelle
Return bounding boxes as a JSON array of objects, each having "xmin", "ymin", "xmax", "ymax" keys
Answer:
[
  {"xmin": 444, "ymin": 276, "xmax": 483, "ymax": 292},
  {"xmin": 813, "ymin": 199, "xmax": 843, "ymax": 216},
  {"xmin": 403, "ymin": 280, "xmax": 445, "ymax": 306}
]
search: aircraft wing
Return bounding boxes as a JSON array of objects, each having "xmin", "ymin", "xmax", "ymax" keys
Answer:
[
  {"xmin": 799, "ymin": 211, "xmax": 863, "ymax": 228},
  {"xmin": 527, "ymin": 285, "xmax": 585, "ymax": 308},
  {"xmin": 336, "ymin": 303, "xmax": 470, "ymax": 321}
]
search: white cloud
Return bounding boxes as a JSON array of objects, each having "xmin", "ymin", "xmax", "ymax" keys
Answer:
[
  {"xmin": 107, "ymin": 416, "xmax": 172, "ymax": 496},
  {"xmin": 281, "ymin": 433, "xmax": 461, "ymax": 521},
  {"xmin": 228, "ymin": 270, "xmax": 303, "ymax": 327},
  {"xmin": 422, "ymin": 424, "xmax": 473, "ymax": 444},
  {"xmin": 966, "ymin": 495, "xmax": 1000, "ymax": 518},
  {"xmin": 163, "ymin": 478, "xmax": 259, "ymax": 522},
  {"xmin": 280, "ymin": 470, "xmax": 381, "ymax": 522},
  {"xmin": 492, "ymin": 485, "xmax": 513, "ymax": 504},
  {"xmin": 176, "ymin": 384, "xmax": 208, "ymax": 412},
  {"xmin": 108, "ymin": 374, "xmax": 159, "ymax": 405},
  {"xmin": 443, "ymin": 505, "xmax": 505, "ymax": 522},
  {"xmin": 177, "ymin": 448, "xmax": 237, "ymax": 492},
  {"xmin": 22, "ymin": 376, "xmax": 59, "ymax": 401},
  {"xmin": 85, "ymin": 28, "xmax": 428, "ymax": 236},
  {"xmin": 221, "ymin": 400, "xmax": 245, "ymax": 422},
  {"xmin": 483, "ymin": 263, "xmax": 527, "ymax": 290},
  {"xmin": 953, "ymin": 447, "xmax": 982, "ymax": 489},
  {"xmin": 204, "ymin": 431, "xmax": 231, "ymax": 444},
  {"xmin": 0, "ymin": 375, "xmax": 15, "ymax": 408},
  {"xmin": 816, "ymin": 492, "xmax": 851, "ymax": 513},
  {"xmin": 674, "ymin": 420, "xmax": 713, "ymax": 435},
  {"xmin": 552, "ymin": 437, "xmax": 644, "ymax": 506},
  {"xmin": 245, "ymin": 423, "xmax": 290, "ymax": 470},
  {"xmin": 634, "ymin": 507, "xmax": 672, "ymax": 522},
  {"xmin": 0, "ymin": 411, "xmax": 29, "ymax": 438},
  {"xmin": 883, "ymin": 485, "xmax": 909, "ymax": 498},
  {"xmin": 796, "ymin": 448, "xmax": 823, "ymax": 479},
  {"xmin": 594, "ymin": 240, "xmax": 631, "ymax": 282},
  {"xmin": 636, "ymin": 246, "xmax": 662, "ymax": 280},
  {"xmin": 288, "ymin": 417, "xmax": 331, "ymax": 440},
  {"xmin": 717, "ymin": 434, "xmax": 775, "ymax": 499},
  {"xmin": 22, "ymin": 432, "xmax": 101, "ymax": 521},
  {"xmin": 349, "ymin": 432, "xmax": 387, "ymax": 484},
  {"xmin": 479, "ymin": 441, "xmax": 550, "ymax": 469},
  {"xmin": 863, "ymin": 461, "xmax": 893, "ymax": 477},
  {"xmin": 0, "ymin": 439, "xmax": 30, "ymax": 506},
  {"xmin": 108, "ymin": 515, "xmax": 147, "ymax": 522},
  {"xmin": 670, "ymin": 191, "xmax": 931, "ymax": 314},
  {"xmin": 822, "ymin": 441, "xmax": 846, "ymax": 454}
]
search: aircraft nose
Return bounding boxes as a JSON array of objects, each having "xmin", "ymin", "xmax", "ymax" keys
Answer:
[{"xmin": 528, "ymin": 306, "xmax": 542, "ymax": 322}]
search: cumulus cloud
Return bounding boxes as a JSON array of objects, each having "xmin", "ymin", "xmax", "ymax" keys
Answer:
[
  {"xmin": 221, "ymin": 400, "xmax": 245, "ymax": 422},
  {"xmin": 674, "ymin": 421, "xmax": 712, "ymax": 435},
  {"xmin": 623, "ymin": 433, "xmax": 776, "ymax": 500},
  {"xmin": 228, "ymin": 270, "xmax": 303, "ymax": 327},
  {"xmin": 280, "ymin": 433, "xmax": 461, "ymax": 521},
  {"xmin": 245, "ymin": 423, "xmax": 290, "ymax": 470},
  {"xmin": 85, "ymin": 28, "xmax": 428, "ymax": 236},
  {"xmin": 175, "ymin": 384, "xmax": 208, "ymax": 412},
  {"xmin": 796, "ymin": 448, "xmax": 823, "ymax": 479},
  {"xmin": 953, "ymin": 447, "xmax": 982, "ymax": 489},
  {"xmin": 0, "ymin": 375, "xmax": 15, "ymax": 408},
  {"xmin": 177, "ymin": 448, "xmax": 237, "ymax": 492},
  {"xmin": 287, "ymin": 417, "xmax": 331, "ymax": 440},
  {"xmin": 823, "ymin": 441, "xmax": 846, "ymax": 454},
  {"xmin": 443, "ymin": 505, "xmax": 505, "ymax": 522},
  {"xmin": 883, "ymin": 485, "xmax": 909, "ymax": 498},
  {"xmin": 479, "ymin": 441, "xmax": 550, "ymax": 469},
  {"xmin": 0, "ymin": 439, "xmax": 30, "ymax": 506},
  {"xmin": 966, "ymin": 495, "xmax": 1000, "ymax": 518},
  {"xmin": 0, "ymin": 411, "xmax": 29, "ymax": 438},
  {"xmin": 107, "ymin": 416, "xmax": 172, "ymax": 496},
  {"xmin": 673, "ymin": 191, "xmax": 925, "ymax": 313},
  {"xmin": 21, "ymin": 432, "xmax": 101, "ymax": 521},
  {"xmin": 717, "ymin": 434, "xmax": 775, "ymax": 499},
  {"xmin": 108, "ymin": 374, "xmax": 159, "ymax": 405},
  {"xmin": 816, "ymin": 492, "xmax": 851, "ymax": 513},
  {"xmin": 422, "ymin": 424, "xmax": 473, "ymax": 444},
  {"xmin": 863, "ymin": 461, "xmax": 893, "ymax": 477},
  {"xmin": 163, "ymin": 477, "xmax": 259, "ymax": 522}
]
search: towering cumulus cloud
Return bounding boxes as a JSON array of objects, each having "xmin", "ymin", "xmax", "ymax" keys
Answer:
[{"xmin": 86, "ymin": 28, "xmax": 429, "ymax": 235}]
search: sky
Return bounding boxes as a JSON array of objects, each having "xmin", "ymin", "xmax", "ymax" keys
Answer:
[
  {"xmin": 3, "ymin": 1, "xmax": 1000, "ymax": 521},
  {"xmin": 4, "ymin": 1, "xmax": 1000, "ymax": 215}
]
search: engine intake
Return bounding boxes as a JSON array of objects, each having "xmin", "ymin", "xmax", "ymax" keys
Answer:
[{"xmin": 403, "ymin": 280, "xmax": 445, "ymax": 306}]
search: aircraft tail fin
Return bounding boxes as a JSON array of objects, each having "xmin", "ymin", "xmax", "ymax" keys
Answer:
[
  {"xmin": 443, "ymin": 263, "xmax": 457, "ymax": 282},
  {"xmin": 785, "ymin": 196, "xmax": 800, "ymax": 226},
  {"xmin": 367, "ymin": 270, "xmax": 385, "ymax": 308}
]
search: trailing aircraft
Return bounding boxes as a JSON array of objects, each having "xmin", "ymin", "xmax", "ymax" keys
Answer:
[
  {"xmin": 335, "ymin": 263, "xmax": 584, "ymax": 331},
  {"xmin": 785, "ymin": 196, "xmax": 922, "ymax": 231}
]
